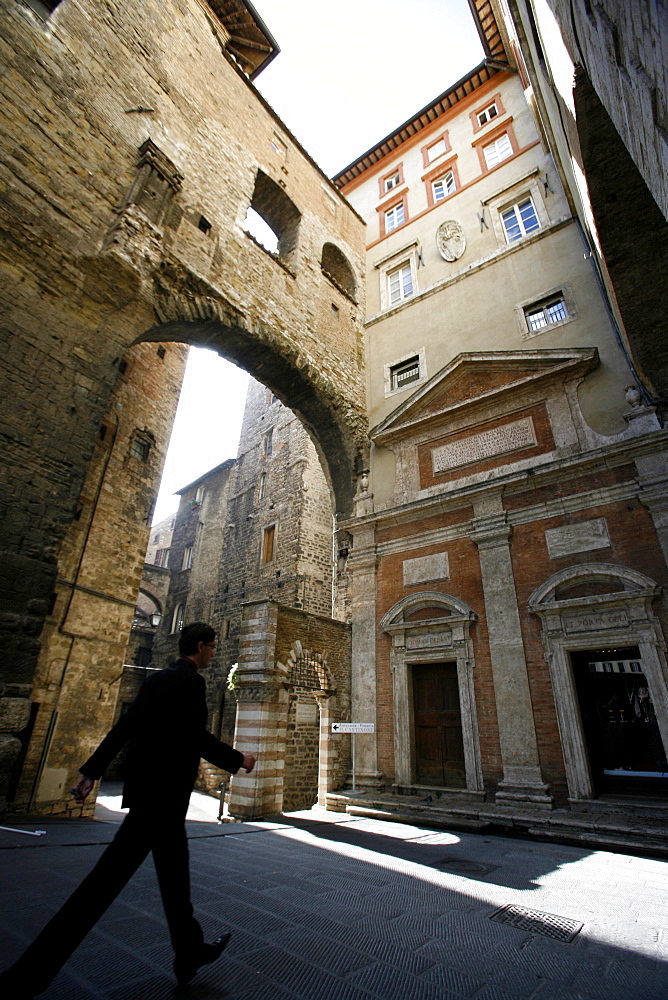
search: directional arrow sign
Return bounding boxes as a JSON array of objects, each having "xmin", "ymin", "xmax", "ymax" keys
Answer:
[{"xmin": 331, "ymin": 722, "xmax": 375, "ymax": 733}]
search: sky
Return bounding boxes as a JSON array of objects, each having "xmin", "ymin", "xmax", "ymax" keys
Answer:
[{"xmin": 152, "ymin": 0, "xmax": 484, "ymax": 524}]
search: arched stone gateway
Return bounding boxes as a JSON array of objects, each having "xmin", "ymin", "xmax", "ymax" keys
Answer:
[
  {"xmin": 529, "ymin": 564, "xmax": 668, "ymax": 801},
  {"xmin": 0, "ymin": 0, "xmax": 366, "ymax": 814}
]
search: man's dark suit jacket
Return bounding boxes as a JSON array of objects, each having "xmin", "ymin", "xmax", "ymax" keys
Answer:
[{"xmin": 80, "ymin": 657, "xmax": 244, "ymax": 816}]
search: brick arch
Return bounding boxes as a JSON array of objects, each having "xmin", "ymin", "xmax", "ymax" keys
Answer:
[{"xmin": 135, "ymin": 271, "xmax": 366, "ymax": 518}]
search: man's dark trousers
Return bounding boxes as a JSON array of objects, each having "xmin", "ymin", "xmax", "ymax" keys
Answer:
[{"xmin": 6, "ymin": 807, "xmax": 202, "ymax": 994}]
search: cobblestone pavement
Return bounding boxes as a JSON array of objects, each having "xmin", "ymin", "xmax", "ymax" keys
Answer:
[{"xmin": 1, "ymin": 786, "xmax": 668, "ymax": 999}]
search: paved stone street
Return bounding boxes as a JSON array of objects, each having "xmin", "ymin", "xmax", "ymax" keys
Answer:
[{"xmin": 1, "ymin": 786, "xmax": 668, "ymax": 999}]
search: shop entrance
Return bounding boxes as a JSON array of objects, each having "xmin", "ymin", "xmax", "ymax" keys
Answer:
[
  {"xmin": 571, "ymin": 646, "xmax": 668, "ymax": 796},
  {"xmin": 412, "ymin": 662, "xmax": 465, "ymax": 787}
]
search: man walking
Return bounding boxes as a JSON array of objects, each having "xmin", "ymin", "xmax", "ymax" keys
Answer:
[{"xmin": 0, "ymin": 622, "xmax": 255, "ymax": 998}]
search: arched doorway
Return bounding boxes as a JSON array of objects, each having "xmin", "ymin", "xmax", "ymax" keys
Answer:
[
  {"xmin": 380, "ymin": 591, "xmax": 483, "ymax": 794},
  {"xmin": 529, "ymin": 563, "xmax": 668, "ymax": 800}
]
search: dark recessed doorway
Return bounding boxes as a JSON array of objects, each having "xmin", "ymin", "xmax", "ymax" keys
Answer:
[
  {"xmin": 412, "ymin": 662, "xmax": 465, "ymax": 788},
  {"xmin": 571, "ymin": 646, "xmax": 668, "ymax": 796}
]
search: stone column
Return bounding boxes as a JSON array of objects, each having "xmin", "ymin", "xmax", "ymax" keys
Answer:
[
  {"xmin": 227, "ymin": 600, "xmax": 287, "ymax": 819},
  {"xmin": 470, "ymin": 497, "xmax": 552, "ymax": 808},
  {"xmin": 346, "ymin": 515, "xmax": 382, "ymax": 789},
  {"xmin": 315, "ymin": 692, "xmax": 337, "ymax": 807}
]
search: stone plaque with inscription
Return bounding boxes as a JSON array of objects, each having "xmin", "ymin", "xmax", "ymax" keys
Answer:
[
  {"xmin": 546, "ymin": 518, "xmax": 610, "ymax": 559},
  {"xmin": 295, "ymin": 701, "xmax": 318, "ymax": 725},
  {"xmin": 406, "ymin": 632, "xmax": 453, "ymax": 649},
  {"xmin": 564, "ymin": 610, "xmax": 629, "ymax": 633},
  {"xmin": 403, "ymin": 552, "xmax": 449, "ymax": 586},
  {"xmin": 432, "ymin": 417, "xmax": 537, "ymax": 474}
]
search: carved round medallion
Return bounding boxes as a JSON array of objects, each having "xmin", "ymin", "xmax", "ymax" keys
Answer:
[{"xmin": 436, "ymin": 220, "xmax": 466, "ymax": 261}]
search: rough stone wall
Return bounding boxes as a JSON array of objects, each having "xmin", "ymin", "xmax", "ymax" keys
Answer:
[
  {"xmin": 5, "ymin": 338, "xmax": 186, "ymax": 814},
  {"xmin": 0, "ymin": 0, "xmax": 366, "ymax": 809}
]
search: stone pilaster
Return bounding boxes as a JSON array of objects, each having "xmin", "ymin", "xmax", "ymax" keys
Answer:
[
  {"xmin": 470, "ymin": 497, "xmax": 552, "ymax": 808},
  {"xmin": 347, "ymin": 523, "xmax": 382, "ymax": 788},
  {"xmin": 227, "ymin": 600, "xmax": 287, "ymax": 819}
]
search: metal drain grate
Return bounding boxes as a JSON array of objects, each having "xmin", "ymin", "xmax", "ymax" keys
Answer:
[
  {"xmin": 436, "ymin": 857, "xmax": 499, "ymax": 877},
  {"xmin": 490, "ymin": 904, "xmax": 583, "ymax": 942}
]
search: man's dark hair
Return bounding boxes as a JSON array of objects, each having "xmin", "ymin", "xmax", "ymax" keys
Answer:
[{"xmin": 179, "ymin": 622, "xmax": 215, "ymax": 655}]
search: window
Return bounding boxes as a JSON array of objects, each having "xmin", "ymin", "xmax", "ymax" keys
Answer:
[
  {"xmin": 477, "ymin": 103, "xmax": 499, "ymax": 127},
  {"xmin": 24, "ymin": 1, "xmax": 62, "ymax": 18},
  {"xmin": 152, "ymin": 533, "xmax": 160, "ymax": 544},
  {"xmin": 525, "ymin": 297, "xmax": 568, "ymax": 332},
  {"xmin": 432, "ymin": 171, "xmax": 456, "ymax": 202},
  {"xmin": 385, "ymin": 171, "xmax": 401, "ymax": 192},
  {"xmin": 154, "ymin": 548, "xmax": 170, "ymax": 568},
  {"xmin": 182, "ymin": 546, "xmax": 193, "ymax": 570},
  {"xmin": 390, "ymin": 356, "xmax": 421, "ymax": 391},
  {"xmin": 483, "ymin": 133, "xmax": 513, "ymax": 169},
  {"xmin": 388, "ymin": 263, "xmax": 414, "ymax": 306},
  {"xmin": 258, "ymin": 472, "xmax": 267, "ymax": 501},
  {"xmin": 264, "ymin": 429, "xmax": 273, "ymax": 457},
  {"xmin": 427, "ymin": 138, "xmax": 447, "ymax": 162},
  {"xmin": 501, "ymin": 197, "xmax": 540, "ymax": 242},
  {"xmin": 131, "ymin": 434, "xmax": 151, "ymax": 461},
  {"xmin": 171, "ymin": 604, "xmax": 185, "ymax": 634},
  {"xmin": 321, "ymin": 243, "xmax": 357, "ymax": 300},
  {"xmin": 195, "ymin": 486, "xmax": 205, "ymax": 503},
  {"xmin": 261, "ymin": 525, "xmax": 276, "ymax": 564},
  {"xmin": 244, "ymin": 169, "xmax": 300, "ymax": 264},
  {"xmin": 385, "ymin": 202, "xmax": 405, "ymax": 233}
]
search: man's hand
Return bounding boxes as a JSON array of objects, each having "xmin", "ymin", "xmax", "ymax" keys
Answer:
[
  {"xmin": 241, "ymin": 753, "xmax": 255, "ymax": 774},
  {"xmin": 70, "ymin": 775, "xmax": 94, "ymax": 803}
]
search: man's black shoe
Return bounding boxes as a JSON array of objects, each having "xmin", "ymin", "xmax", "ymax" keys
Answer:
[{"xmin": 173, "ymin": 932, "xmax": 231, "ymax": 986}]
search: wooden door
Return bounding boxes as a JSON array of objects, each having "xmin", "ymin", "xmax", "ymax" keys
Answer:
[{"xmin": 412, "ymin": 662, "xmax": 465, "ymax": 787}]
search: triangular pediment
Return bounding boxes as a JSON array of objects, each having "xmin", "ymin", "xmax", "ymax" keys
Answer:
[{"xmin": 372, "ymin": 349, "xmax": 598, "ymax": 442}]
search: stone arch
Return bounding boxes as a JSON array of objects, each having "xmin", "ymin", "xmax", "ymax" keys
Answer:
[
  {"xmin": 277, "ymin": 638, "xmax": 336, "ymax": 695},
  {"xmin": 573, "ymin": 66, "xmax": 668, "ymax": 402},
  {"xmin": 529, "ymin": 562, "xmax": 658, "ymax": 607},
  {"xmin": 380, "ymin": 591, "xmax": 482, "ymax": 792},
  {"xmin": 277, "ymin": 638, "xmax": 336, "ymax": 812},
  {"xmin": 320, "ymin": 242, "xmax": 357, "ymax": 301},
  {"xmin": 135, "ymin": 265, "xmax": 365, "ymax": 517},
  {"xmin": 380, "ymin": 590, "xmax": 476, "ymax": 627},
  {"xmin": 529, "ymin": 562, "xmax": 668, "ymax": 800},
  {"xmin": 137, "ymin": 587, "xmax": 162, "ymax": 615}
]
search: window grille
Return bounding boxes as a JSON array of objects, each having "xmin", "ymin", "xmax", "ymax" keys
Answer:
[
  {"xmin": 391, "ymin": 356, "xmax": 420, "ymax": 391},
  {"xmin": 525, "ymin": 297, "xmax": 568, "ymax": 332}
]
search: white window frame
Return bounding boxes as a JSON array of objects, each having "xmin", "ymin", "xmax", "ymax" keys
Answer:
[
  {"xmin": 483, "ymin": 132, "xmax": 512, "ymax": 169},
  {"xmin": 195, "ymin": 485, "xmax": 205, "ymax": 503},
  {"xmin": 387, "ymin": 262, "xmax": 414, "ymax": 307},
  {"xmin": 515, "ymin": 283, "xmax": 578, "ymax": 340},
  {"xmin": 264, "ymin": 428, "xmax": 273, "ymax": 457},
  {"xmin": 384, "ymin": 171, "xmax": 401, "ymax": 192},
  {"xmin": 385, "ymin": 202, "xmax": 405, "ymax": 233},
  {"xmin": 171, "ymin": 603, "xmax": 185, "ymax": 634},
  {"xmin": 432, "ymin": 171, "xmax": 456, "ymax": 202},
  {"xmin": 477, "ymin": 102, "xmax": 499, "ymax": 127},
  {"xmin": 377, "ymin": 243, "xmax": 420, "ymax": 312},
  {"xmin": 501, "ymin": 196, "xmax": 541, "ymax": 243},
  {"xmin": 383, "ymin": 347, "xmax": 427, "ymax": 398},
  {"xmin": 426, "ymin": 138, "xmax": 447, "ymax": 162},
  {"xmin": 182, "ymin": 546, "xmax": 193, "ymax": 571}
]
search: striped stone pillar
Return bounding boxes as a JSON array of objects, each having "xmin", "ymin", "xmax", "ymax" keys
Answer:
[
  {"xmin": 227, "ymin": 600, "xmax": 287, "ymax": 819},
  {"xmin": 315, "ymin": 692, "xmax": 338, "ymax": 807}
]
